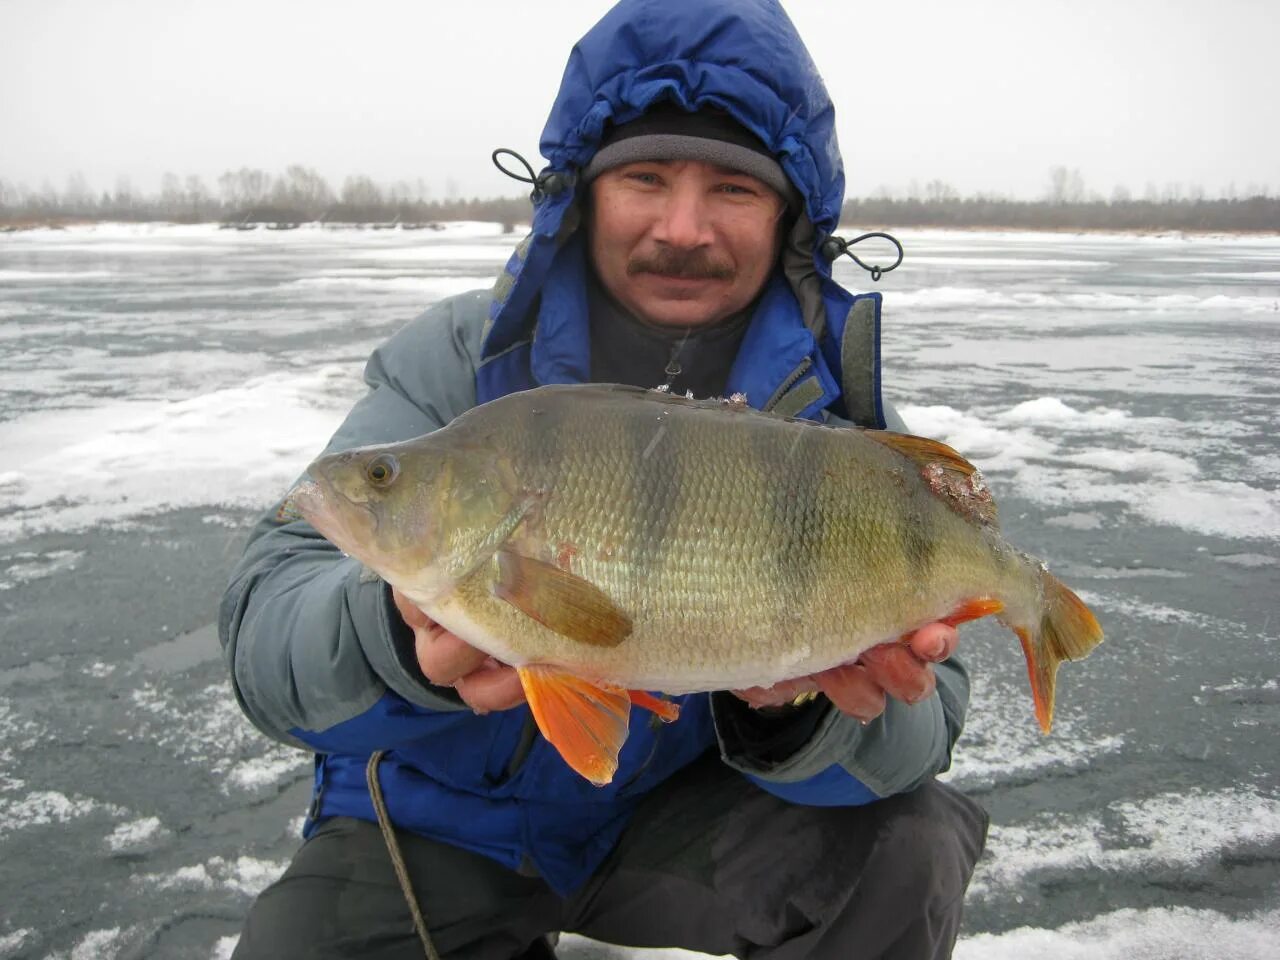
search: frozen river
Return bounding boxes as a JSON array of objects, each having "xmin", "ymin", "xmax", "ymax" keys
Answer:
[{"xmin": 1, "ymin": 222, "xmax": 1277, "ymax": 958}]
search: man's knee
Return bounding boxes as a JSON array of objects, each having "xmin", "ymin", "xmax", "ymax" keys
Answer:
[{"xmin": 865, "ymin": 779, "xmax": 989, "ymax": 907}]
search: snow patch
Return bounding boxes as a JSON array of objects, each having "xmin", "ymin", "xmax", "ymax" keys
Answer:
[
  {"xmin": 969, "ymin": 788, "xmax": 1280, "ymax": 900},
  {"xmin": 0, "ymin": 365, "xmax": 362, "ymax": 542},
  {"xmin": 140, "ymin": 855, "xmax": 288, "ymax": 898},
  {"xmin": 0, "ymin": 549, "xmax": 84, "ymax": 590},
  {"xmin": 954, "ymin": 905, "xmax": 1280, "ymax": 960},
  {"xmin": 0, "ymin": 790, "xmax": 128, "ymax": 838},
  {"xmin": 0, "ymin": 929, "xmax": 34, "ymax": 956},
  {"xmin": 1045, "ymin": 511, "xmax": 1105, "ymax": 530},
  {"xmin": 901, "ymin": 399, "xmax": 1280, "ymax": 542},
  {"xmin": 105, "ymin": 816, "xmax": 169, "ymax": 854}
]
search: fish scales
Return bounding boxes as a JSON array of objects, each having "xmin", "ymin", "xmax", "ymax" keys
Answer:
[{"xmin": 429, "ymin": 386, "xmax": 1024, "ymax": 691}]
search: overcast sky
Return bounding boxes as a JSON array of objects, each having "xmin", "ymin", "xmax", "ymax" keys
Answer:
[{"xmin": 1, "ymin": 0, "xmax": 1276, "ymax": 202}]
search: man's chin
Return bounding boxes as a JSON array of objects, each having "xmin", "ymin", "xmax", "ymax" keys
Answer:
[{"xmin": 631, "ymin": 292, "xmax": 731, "ymax": 328}]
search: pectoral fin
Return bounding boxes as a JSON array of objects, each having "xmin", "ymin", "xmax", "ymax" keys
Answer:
[
  {"xmin": 495, "ymin": 548, "xmax": 632, "ymax": 647},
  {"xmin": 517, "ymin": 665, "xmax": 630, "ymax": 785}
]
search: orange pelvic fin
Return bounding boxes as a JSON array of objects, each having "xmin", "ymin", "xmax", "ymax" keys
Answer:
[
  {"xmin": 628, "ymin": 689, "xmax": 681, "ymax": 723},
  {"xmin": 496, "ymin": 548, "xmax": 632, "ymax": 648},
  {"xmin": 941, "ymin": 597, "xmax": 1004, "ymax": 627},
  {"xmin": 517, "ymin": 665, "xmax": 630, "ymax": 785},
  {"xmin": 1016, "ymin": 573, "xmax": 1104, "ymax": 733}
]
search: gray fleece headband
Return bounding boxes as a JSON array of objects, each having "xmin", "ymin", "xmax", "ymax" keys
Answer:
[{"xmin": 582, "ymin": 106, "xmax": 798, "ymax": 206}]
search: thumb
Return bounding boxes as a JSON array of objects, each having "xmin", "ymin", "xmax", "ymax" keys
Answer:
[{"xmin": 391, "ymin": 586, "xmax": 433, "ymax": 630}]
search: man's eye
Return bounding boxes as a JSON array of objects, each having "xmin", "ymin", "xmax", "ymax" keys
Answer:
[
  {"xmin": 717, "ymin": 183, "xmax": 756, "ymax": 196},
  {"xmin": 626, "ymin": 171, "xmax": 662, "ymax": 186}
]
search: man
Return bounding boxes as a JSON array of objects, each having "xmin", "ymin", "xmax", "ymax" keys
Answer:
[{"xmin": 220, "ymin": 1, "xmax": 987, "ymax": 957}]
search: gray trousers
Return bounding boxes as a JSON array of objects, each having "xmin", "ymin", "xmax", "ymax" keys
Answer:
[{"xmin": 233, "ymin": 753, "xmax": 988, "ymax": 960}]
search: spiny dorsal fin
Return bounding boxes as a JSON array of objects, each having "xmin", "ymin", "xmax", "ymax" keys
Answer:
[{"xmin": 864, "ymin": 430, "xmax": 999, "ymax": 526}]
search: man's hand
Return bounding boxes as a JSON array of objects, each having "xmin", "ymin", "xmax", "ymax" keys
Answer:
[
  {"xmin": 391, "ymin": 587, "xmax": 526, "ymax": 713},
  {"xmin": 732, "ymin": 622, "xmax": 960, "ymax": 723}
]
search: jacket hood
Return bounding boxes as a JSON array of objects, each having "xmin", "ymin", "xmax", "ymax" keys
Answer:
[
  {"xmin": 485, "ymin": 0, "xmax": 847, "ymax": 351},
  {"xmin": 482, "ymin": 0, "xmax": 883, "ymax": 432},
  {"xmin": 542, "ymin": 0, "xmax": 845, "ymax": 232}
]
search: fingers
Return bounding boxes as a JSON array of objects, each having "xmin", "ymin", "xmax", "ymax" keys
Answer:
[
  {"xmin": 414, "ymin": 623, "xmax": 488, "ymax": 685},
  {"xmin": 732, "ymin": 676, "xmax": 820, "ymax": 709},
  {"xmin": 453, "ymin": 660, "xmax": 527, "ymax": 713},
  {"xmin": 393, "ymin": 587, "xmax": 528, "ymax": 712},
  {"xmin": 858, "ymin": 644, "xmax": 936, "ymax": 705},
  {"xmin": 905, "ymin": 622, "xmax": 959, "ymax": 662},
  {"xmin": 815, "ymin": 663, "xmax": 887, "ymax": 723},
  {"xmin": 391, "ymin": 587, "xmax": 433, "ymax": 629},
  {"xmin": 815, "ymin": 621, "xmax": 960, "ymax": 722}
]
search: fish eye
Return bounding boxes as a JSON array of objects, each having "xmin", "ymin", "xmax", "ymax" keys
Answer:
[{"xmin": 366, "ymin": 454, "xmax": 399, "ymax": 486}]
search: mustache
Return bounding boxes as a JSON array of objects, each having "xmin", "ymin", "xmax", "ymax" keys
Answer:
[{"xmin": 627, "ymin": 248, "xmax": 734, "ymax": 281}]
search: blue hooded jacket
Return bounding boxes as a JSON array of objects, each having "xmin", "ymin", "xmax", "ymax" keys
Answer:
[{"xmin": 221, "ymin": 0, "xmax": 968, "ymax": 900}]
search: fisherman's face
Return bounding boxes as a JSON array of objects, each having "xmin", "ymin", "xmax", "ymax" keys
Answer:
[{"xmin": 588, "ymin": 159, "xmax": 786, "ymax": 328}]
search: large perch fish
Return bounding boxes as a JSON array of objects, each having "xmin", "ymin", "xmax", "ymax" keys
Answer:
[{"xmin": 292, "ymin": 383, "xmax": 1103, "ymax": 785}]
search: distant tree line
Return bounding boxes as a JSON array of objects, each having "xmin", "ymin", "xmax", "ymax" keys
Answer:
[
  {"xmin": 841, "ymin": 167, "xmax": 1279, "ymax": 232},
  {"xmin": 1, "ymin": 164, "xmax": 1276, "ymax": 232},
  {"xmin": 0, "ymin": 165, "xmax": 533, "ymax": 229}
]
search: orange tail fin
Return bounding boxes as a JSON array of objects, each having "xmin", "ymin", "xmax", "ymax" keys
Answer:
[{"xmin": 1015, "ymin": 573, "xmax": 1104, "ymax": 733}]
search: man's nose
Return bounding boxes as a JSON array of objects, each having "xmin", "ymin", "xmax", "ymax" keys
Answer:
[{"xmin": 651, "ymin": 184, "xmax": 714, "ymax": 248}]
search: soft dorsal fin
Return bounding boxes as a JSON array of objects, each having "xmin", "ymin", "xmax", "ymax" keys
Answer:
[{"xmin": 863, "ymin": 430, "xmax": 998, "ymax": 526}]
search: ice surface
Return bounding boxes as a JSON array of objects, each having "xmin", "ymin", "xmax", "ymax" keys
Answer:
[
  {"xmin": 104, "ymin": 816, "xmax": 169, "ymax": 855},
  {"xmin": 3, "ymin": 224, "xmax": 1277, "ymax": 956},
  {"xmin": 0, "ymin": 269, "xmax": 117, "ymax": 281},
  {"xmin": 884, "ymin": 285, "xmax": 1277, "ymax": 315},
  {"xmin": 969, "ymin": 788, "xmax": 1280, "ymax": 900},
  {"xmin": 1217, "ymin": 552, "xmax": 1277, "ymax": 567},
  {"xmin": 62, "ymin": 927, "xmax": 134, "ymax": 960},
  {"xmin": 941, "ymin": 676, "xmax": 1126, "ymax": 790},
  {"xmin": 288, "ymin": 275, "xmax": 486, "ymax": 297},
  {"xmin": 0, "ymin": 549, "xmax": 84, "ymax": 590},
  {"xmin": 0, "ymin": 790, "xmax": 127, "ymax": 839},
  {"xmin": 1045, "ymin": 511, "xmax": 1105, "ymax": 530},
  {"xmin": 139, "ymin": 854, "xmax": 290, "ymax": 898},
  {"xmin": 345, "ymin": 243, "xmax": 514, "ymax": 262},
  {"xmin": 558, "ymin": 940, "xmax": 721, "ymax": 959},
  {"xmin": 954, "ymin": 906, "xmax": 1280, "ymax": 960},
  {"xmin": 0, "ymin": 930, "xmax": 33, "ymax": 956},
  {"xmin": 126, "ymin": 681, "xmax": 309, "ymax": 794},
  {"xmin": 0, "ymin": 364, "xmax": 364, "ymax": 542},
  {"xmin": 902, "ymin": 399, "xmax": 1280, "ymax": 541}
]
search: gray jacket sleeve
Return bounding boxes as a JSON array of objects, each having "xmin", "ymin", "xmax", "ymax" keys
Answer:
[
  {"xmin": 709, "ymin": 398, "xmax": 971, "ymax": 799},
  {"xmin": 218, "ymin": 291, "xmax": 490, "ymax": 748}
]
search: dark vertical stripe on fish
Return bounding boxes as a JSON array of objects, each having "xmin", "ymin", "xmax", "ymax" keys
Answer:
[
  {"xmin": 628, "ymin": 396, "xmax": 681, "ymax": 607},
  {"xmin": 902, "ymin": 486, "xmax": 938, "ymax": 585},
  {"xmin": 764, "ymin": 419, "xmax": 825, "ymax": 640}
]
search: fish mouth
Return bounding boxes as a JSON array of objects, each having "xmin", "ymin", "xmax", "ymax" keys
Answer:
[{"xmin": 287, "ymin": 475, "xmax": 375, "ymax": 559}]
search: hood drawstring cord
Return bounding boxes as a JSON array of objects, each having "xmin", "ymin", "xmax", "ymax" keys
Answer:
[
  {"xmin": 492, "ymin": 148, "xmax": 572, "ymax": 203},
  {"xmin": 368, "ymin": 750, "xmax": 441, "ymax": 960},
  {"xmin": 819, "ymin": 231, "xmax": 904, "ymax": 281}
]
